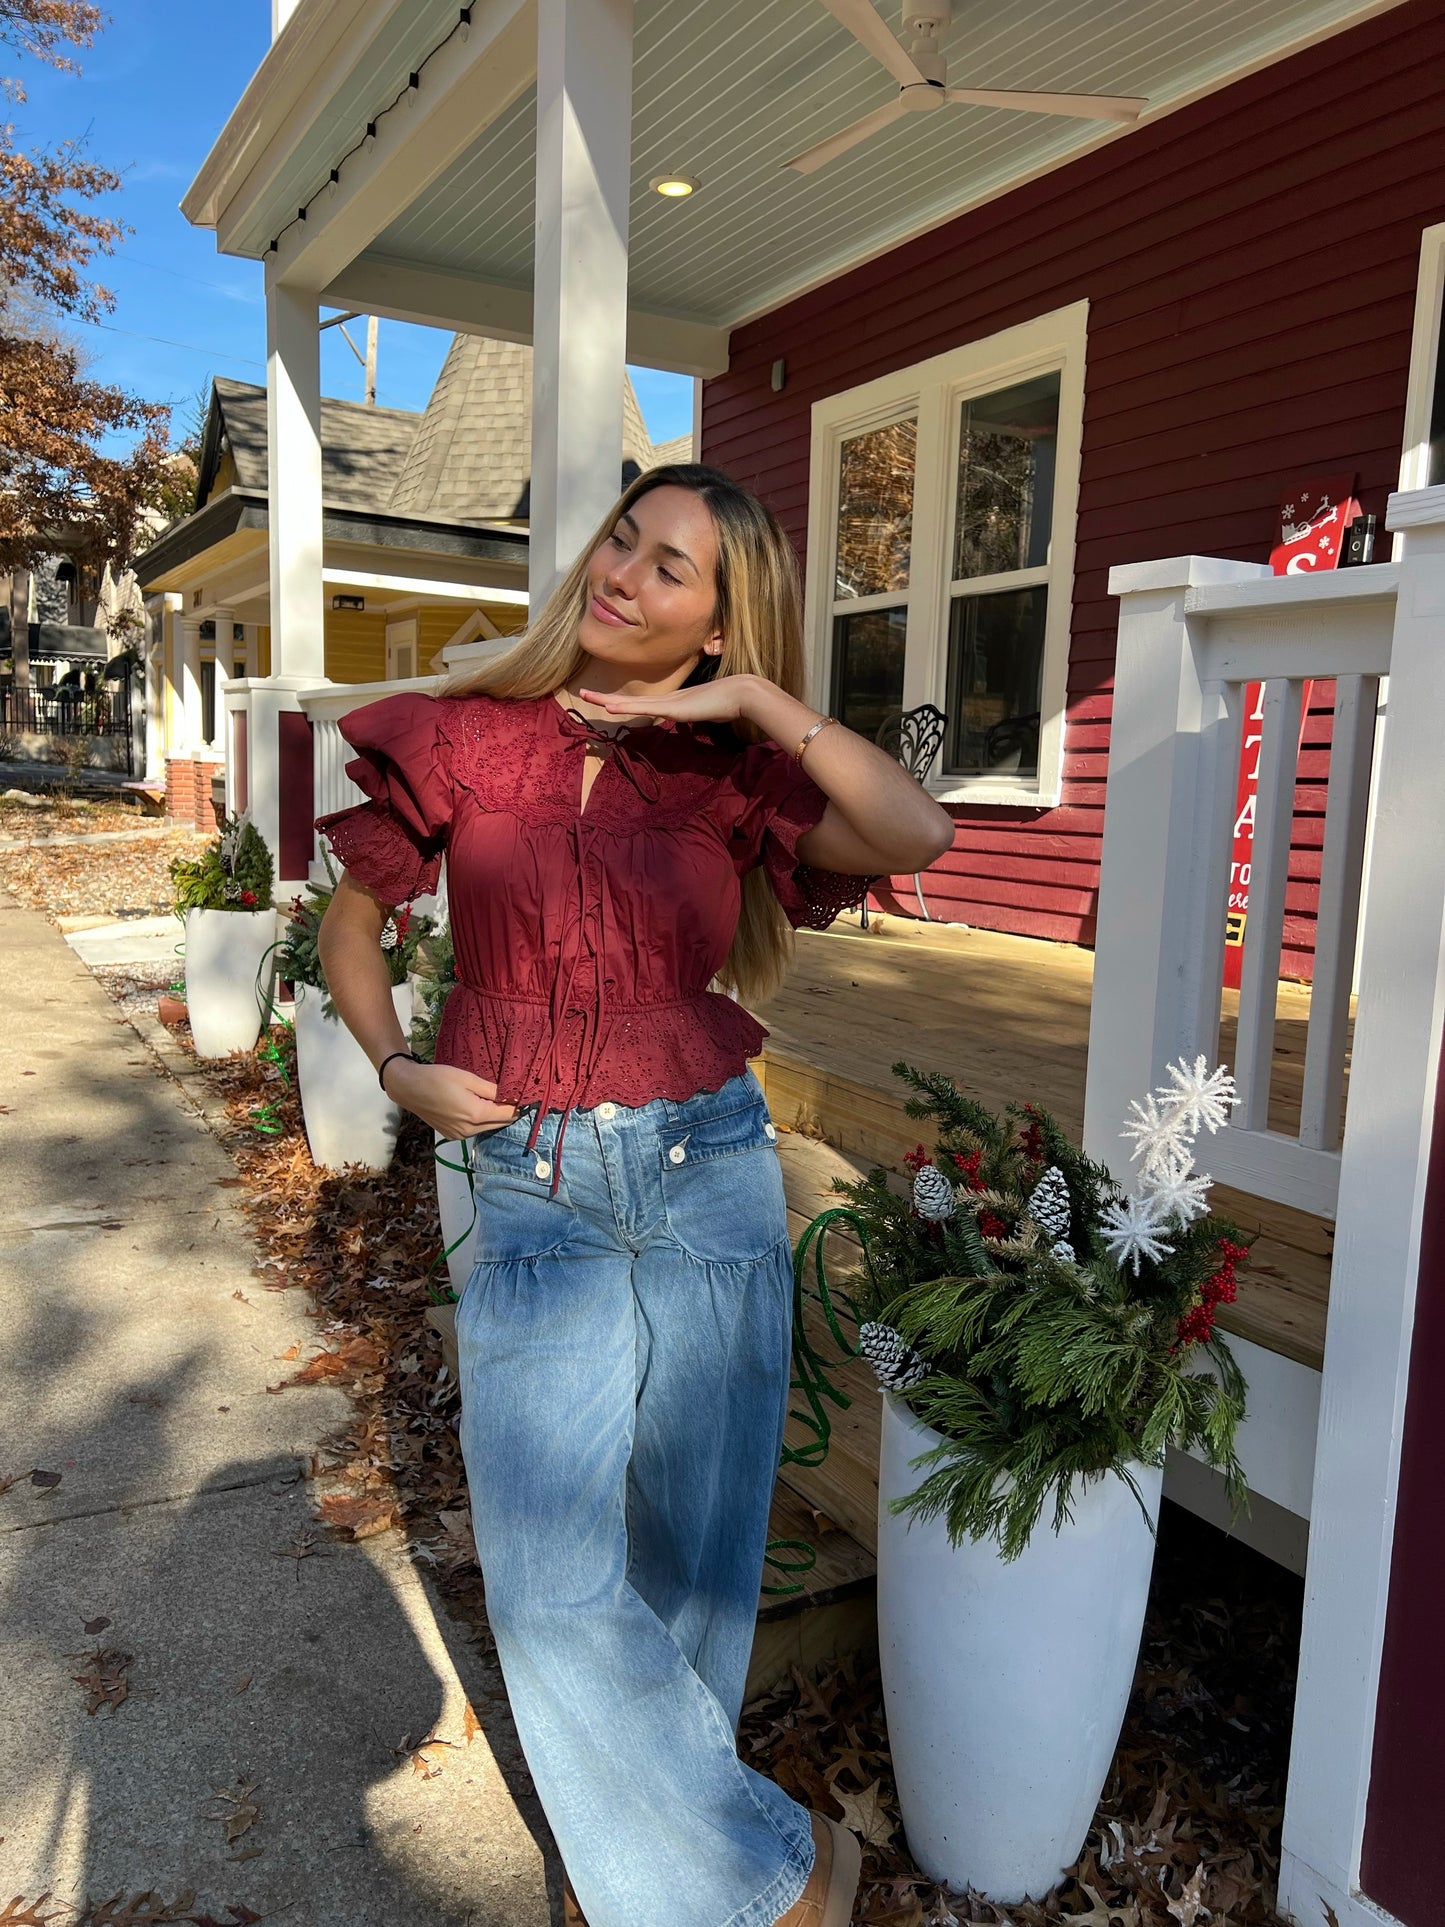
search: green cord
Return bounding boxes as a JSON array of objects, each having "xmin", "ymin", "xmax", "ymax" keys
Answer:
[
  {"xmin": 760, "ymin": 1204, "xmax": 872, "ymax": 1596},
  {"xmin": 428, "ymin": 1136, "xmax": 477, "ymax": 1305}
]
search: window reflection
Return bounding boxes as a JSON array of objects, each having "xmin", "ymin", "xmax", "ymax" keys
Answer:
[
  {"xmin": 835, "ymin": 418, "xmax": 916, "ymax": 598},
  {"xmin": 831, "ymin": 607, "xmax": 907, "ymax": 746},
  {"xmin": 945, "ymin": 586, "xmax": 1047, "ymax": 778},
  {"xmin": 954, "ymin": 374, "xmax": 1059, "ymax": 582}
]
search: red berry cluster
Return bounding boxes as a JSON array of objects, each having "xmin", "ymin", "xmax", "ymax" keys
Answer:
[
  {"xmin": 1175, "ymin": 1238, "xmax": 1249, "ymax": 1349},
  {"xmin": 394, "ymin": 906, "xmax": 412, "ymax": 939},
  {"xmin": 903, "ymin": 1142, "xmax": 931, "ymax": 1174},
  {"xmin": 240, "ymin": 890, "xmax": 257, "ymax": 908},
  {"xmin": 947, "ymin": 1148, "xmax": 1007, "ymax": 1238},
  {"xmin": 950, "ymin": 1148, "xmax": 984, "ymax": 1190},
  {"xmin": 1019, "ymin": 1107, "xmax": 1045, "ymax": 1165}
]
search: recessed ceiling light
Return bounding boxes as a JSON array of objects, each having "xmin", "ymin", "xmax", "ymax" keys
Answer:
[{"xmin": 650, "ymin": 173, "xmax": 699, "ymax": 198}]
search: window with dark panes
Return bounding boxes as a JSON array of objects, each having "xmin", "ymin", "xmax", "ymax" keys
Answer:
[
  {"xmin": 201, "ymin": 659, "xmax": 216, "ymax": 747},
  {"xmin": 828, "ymin": 417, "xmax": 914, "ymax": 744},
  {"xmin": 944, "ymin": 373, "xmax": 1059, "ymax": 779}
]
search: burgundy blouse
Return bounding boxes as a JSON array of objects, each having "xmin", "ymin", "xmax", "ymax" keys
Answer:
[{"xmin": 315, "ymin": 690, "xmax": 876, "ymax": 1192}]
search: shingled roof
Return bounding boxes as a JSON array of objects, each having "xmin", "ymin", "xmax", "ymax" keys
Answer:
[
  {"xmin": 199, "ymin": 344, "xmax": 691, "ymax": 529},
  {"xmin": 207, "ymin": 378, "xmax": 421, "ymax": 511},
  {"xmin": 386, "ymin": 336, "xmax": 661, "ymax": 524}
]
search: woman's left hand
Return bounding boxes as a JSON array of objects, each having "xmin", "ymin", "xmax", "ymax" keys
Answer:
[{"xmin": 577, "ymin": 673, "xmax": 767, "ymax": 728}]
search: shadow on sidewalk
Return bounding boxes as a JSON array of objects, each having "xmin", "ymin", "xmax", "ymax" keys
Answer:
[{"xmin": 3, "ymin": 1370, "xmax": 559, "ymax": 1925}]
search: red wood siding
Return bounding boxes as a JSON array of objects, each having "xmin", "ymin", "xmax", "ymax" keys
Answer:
[
  {"xmin": 1360, "ymin": 1025, "xmax": 1445, "ymax": 1925},
  {"xmin": 702, "ymin": 0, "xmax": 1445, "ymax": 958}
]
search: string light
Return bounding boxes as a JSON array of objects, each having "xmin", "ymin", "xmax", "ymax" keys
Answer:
[{"xmin": 265, "ymin": 8, "xmax": 472, "ymax": 257}]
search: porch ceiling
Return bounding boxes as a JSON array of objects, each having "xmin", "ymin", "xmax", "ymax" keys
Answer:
[{"xmin": 196, "ymin": 0, "xmax": 1393, "ymax": 338}]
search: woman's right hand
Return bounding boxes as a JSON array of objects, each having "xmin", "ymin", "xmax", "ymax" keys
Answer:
[{"xmin": 385, "ymin": 1060, "xmax": 520, "ymax": 1140}]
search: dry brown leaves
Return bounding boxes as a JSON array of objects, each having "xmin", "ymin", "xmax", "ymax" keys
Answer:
[
  {"xmin": 67, "ymin": 1646, "xmax": 132, "ymax": 1717},
  {"xmin": 0, "ymin": 795, "xmax": 155, "ymax": 840},
  {"xmin": 0, "ymin": 825, "xmax": 209, "ymax": 923}
]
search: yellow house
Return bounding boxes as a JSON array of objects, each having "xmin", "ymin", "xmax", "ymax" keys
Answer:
[{"xmin": 133, "ymin": 335, "xmax": 684, "ymax": 825}]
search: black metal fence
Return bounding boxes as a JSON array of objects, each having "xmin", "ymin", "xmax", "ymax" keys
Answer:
[{"xmin": 0, "ymin": 679, "xmax": 136, "ymax": 774}]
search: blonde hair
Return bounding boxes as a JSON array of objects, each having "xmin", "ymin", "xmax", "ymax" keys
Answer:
[{"xmin": 442, "ymin": 464, "xmax": 810, "ymax": 1006}]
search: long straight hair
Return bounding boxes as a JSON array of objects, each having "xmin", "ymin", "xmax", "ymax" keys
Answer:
[{"xmin": 442, "ymin": 464, "xmax": 811, "ymax": 1006}]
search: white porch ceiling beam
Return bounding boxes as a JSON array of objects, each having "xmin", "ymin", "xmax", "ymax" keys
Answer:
[
  {"xmin": 530, "ymin": 0, "xmax": 634, "ymax": 608},
  {"xmin": 246, "ymin": 0, "xmax": 535, "ymax": 290},
  {"xmin": 321, "ymin": 257, "xmax": 730, "ymax": 379},
  {"xmin": 325, "ymin": 567, "xmax": 529, "ymax": 606}
]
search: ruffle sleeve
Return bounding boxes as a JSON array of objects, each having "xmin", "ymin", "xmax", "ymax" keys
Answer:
[
  {"xmin": 723, "ymin": 740, "xmax": 881, "ymax": 931},
  {"xmin": 314, "ymin": 692, "xmax": 452, "ymax": 905}
]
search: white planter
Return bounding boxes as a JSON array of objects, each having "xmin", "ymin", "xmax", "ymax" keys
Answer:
[
  {"xmin": 434, "ymin": 1131, "xmax": 478, "ymax": 1295},
  {"xmin": 293, "ymin": 980, "xmax": 411, "ymax": 1172},
  {"xmin": 876, "ymin": 1390, "xmax": 1162, "ymax": 1903},
  {"xmin": 183, "ymin": 906, "xmax": 277, "ymax": 1059}
]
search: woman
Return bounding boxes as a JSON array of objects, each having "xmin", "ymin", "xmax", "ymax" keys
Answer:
[{"xmin": 317, "ymin": 464, "xmax": 953, "ymax": 1927}]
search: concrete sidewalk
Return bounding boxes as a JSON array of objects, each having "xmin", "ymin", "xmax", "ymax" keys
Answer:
[{"xmin": 0, "ymin": 893, "xmax": 550, "ymax": 1925}]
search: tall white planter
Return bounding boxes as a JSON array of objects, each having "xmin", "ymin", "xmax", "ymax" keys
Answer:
[
  {"xmin": 293, "ymin": 980, "xmax": 411, "ymax": 1172},
  {"xmin": 434, "ymin": 1132, "xmax": 478, "ymax": 1294},
  {"xmin": 877, "ymin": 1391, "xmax": 1162, "ymax": 1902},
  {"xmin": 183, "ymin": 906, "xmax": 276, "ymax": 1059}
]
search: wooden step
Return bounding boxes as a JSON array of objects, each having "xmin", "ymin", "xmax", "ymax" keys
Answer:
[{"xmin": 747, "ymin": 1481, "xmax": 877, "ymax": 1699}]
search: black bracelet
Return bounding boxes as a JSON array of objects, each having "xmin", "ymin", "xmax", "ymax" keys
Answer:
[{"xmin": 378, "ymin": 1049, "xmax": 419, "ymax": 1094}]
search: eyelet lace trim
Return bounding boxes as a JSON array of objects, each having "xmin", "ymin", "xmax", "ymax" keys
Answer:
[
  {"xmin": 316, "ymin": 799, "xmax": 442, "ymax": 906},
  {"xmin": 435, "ymin": 693, "xmax": 726, "ymax": 834}
]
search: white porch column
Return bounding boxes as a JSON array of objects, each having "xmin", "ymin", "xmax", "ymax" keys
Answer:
[
  {"xmin": 529, "ymin": 0, "xmax": 634, "ymax": 609},
  {"xmin": 143, "ymin": 596, "xmax": 168, "ymax": 784},
  {"xmin": 265, "ymin": 269, "xmax": 326, "ymax": 682},
  {"xmin": 178, "ymin": 616, "xmax": 204, "ymax": 751},
  {"xmin": 209, "ymin": 606, "xmax": 235, "ymax": 749}
]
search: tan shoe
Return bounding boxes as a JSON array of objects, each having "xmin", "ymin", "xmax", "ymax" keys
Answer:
[
  {"xmin": 772, "ymin": 1810, "xmax": 862, "ymax": 1927},
  {"xmin": 562, "ymin": 1878, "xmax": 588, "ymax": 1926}
]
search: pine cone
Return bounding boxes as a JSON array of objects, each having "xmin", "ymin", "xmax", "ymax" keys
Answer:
[
  {"xmin": 1052, "ymin": 1240, "xmax": 1075, "ymax": 1264},
  {"xmin": 1027, "ymin": 1165, "xmax": 1072, "ymax": 1241},
  {"xmin": 912, "ymin": 1162, "xmax": 957, "ymax": 1221},
  {"xmin": 859, "ymin": 1321, "xmax": 930, "ymax": 1391}
]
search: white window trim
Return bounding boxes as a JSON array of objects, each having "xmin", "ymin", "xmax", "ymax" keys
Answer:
[
  {"xmin": 804, "ymin": 299, "xmax": 1088, "ymax": 809},
  {"xmin": 1398, "ymin": 220, "xmax": 1445, "ymax": 511}
]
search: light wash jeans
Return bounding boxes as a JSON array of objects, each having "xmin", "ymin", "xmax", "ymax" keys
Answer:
[{"xmin": 455, "ymin": 1067, "xmax": 816, "ymax": 1927}]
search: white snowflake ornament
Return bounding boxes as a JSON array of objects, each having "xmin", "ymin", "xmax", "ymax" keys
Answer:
[
  {"xmin": 1100, "ymin": 1192, "xmax": 1175, "ymax": 1275},
  {"xmin": 1142, "ymin": 1151, "xmax": 1213, "ymax": 1225},
  {"xmin": 1157, "ymin": 1056, "xmax": 1239, "ymax": 1137},
  {"xmin": 1118, "ymin": 1091, "xmax": 1191, "ymax": 1180}
]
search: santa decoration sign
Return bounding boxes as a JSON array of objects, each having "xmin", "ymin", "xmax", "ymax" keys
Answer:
[
  {"xmin": 1269, "ymin": 473, "xmax": 1361, "ymax": 575},
  {"xmin": 1223, "ymin": 477, "xmax": 1359, "ymax": 988}
]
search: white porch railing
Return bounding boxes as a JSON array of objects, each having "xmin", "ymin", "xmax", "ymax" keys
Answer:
[
  {"xmin": 1090, "ymin": 486, "xmax": 1445, "ymax": 1927},
  {"xmin": 1084, "ymin": 560, "xmax": 1396, "ymax": 1220},
  {"xmin": 300, "ymin": 677, "xmax": 439, "ymax": 835}
]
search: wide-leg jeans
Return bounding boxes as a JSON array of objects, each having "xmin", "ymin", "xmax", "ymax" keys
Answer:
[{"xmin": 455, "ymin": 1067, "xmax": 816, "ymax": 1927}]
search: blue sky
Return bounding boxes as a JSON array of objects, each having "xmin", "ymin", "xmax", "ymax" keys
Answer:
[{"xmin": 12, "ymin": 1, "xmax": 694, "ymax": 449}]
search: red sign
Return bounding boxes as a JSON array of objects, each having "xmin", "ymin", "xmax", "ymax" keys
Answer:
[
  {"xmin": 1223, "ymin": 477, "xmax": 1356, "ymax": 988},
  {"xmin": 1269, "ymin": 473, "xmax": 1361, "ymax": 575}
]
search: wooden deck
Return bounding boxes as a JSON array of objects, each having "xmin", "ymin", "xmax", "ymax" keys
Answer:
[{"xmin": 750, "ymin": 915, "xmax": 1334, "ymax": 1375}]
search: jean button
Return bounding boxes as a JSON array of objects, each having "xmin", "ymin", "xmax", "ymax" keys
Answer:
[
  {"xmin": 598, "ymin": 1102, "xmax": 617, "ymax": 1120},
  {"xmin": 534, "ymin": 1157, "xmax": 551, "ymax": 1179},
  {"xmin": 668, "ymin": 1145, "xmax": 686, "ymax": 1165},
  {"xmin": 764, "ymin": 1122, "xmax": 777, "ymax": 1140}
]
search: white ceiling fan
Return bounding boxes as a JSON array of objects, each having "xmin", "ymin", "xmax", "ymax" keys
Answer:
[{"xmin": 786, "ymin": 0, "xmax": 1148, "ymax": 175}]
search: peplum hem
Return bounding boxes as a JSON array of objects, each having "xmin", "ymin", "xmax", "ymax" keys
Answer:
[{"xmin": 435, "ymin": 982, "xmax": 770, "ymax": 1113}]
